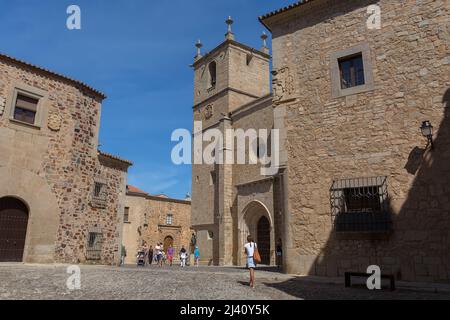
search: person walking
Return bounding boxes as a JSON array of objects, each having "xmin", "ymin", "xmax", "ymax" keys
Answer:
[
  {"xmin": 276, "ymin": 239, "xmax": 283, "ymax": 269},
  {"xmin": 157, "ymin": 243, "xmax": 164, "ymax": 267},
  {"xmin": 179, "ymin": 246, "xmax": 187, "ymax": 267},
  {"xmin": 194, "ymin": 245, "xmax": 200, "ymax": 267},
  {"xmin": 154, "ymin": 243, "xmax": 161, "ymax": 267},
  {"xmin": 167, "ymin": 245, "xmax": 174, "ymax": 266},
  {"xmin": 148, "ymin": 245, "xmax": 154, "ymax": 266},
  {"xmin": 244, "ymin": 235, "xmax": 257, "ymax": 288},
  {"xmin": 120, "ymin": 245, "xmax": 127, "ymax": 266}
]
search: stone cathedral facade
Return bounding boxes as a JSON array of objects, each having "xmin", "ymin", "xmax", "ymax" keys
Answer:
[{"xmin": 191, "ymin": 0, "xmax": 450, "ymax": 283}]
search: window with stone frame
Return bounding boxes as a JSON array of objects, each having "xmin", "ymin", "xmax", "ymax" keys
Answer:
[
  {"xmin": 124, "ymin": 207, "xmax": 130, "ymax": 223},
  {"xmin": 330, "ymin": 176, "xmax": 392, "ymax": 233},
  {"xmin": 330, "ymin": 43, "xmax": 374, "ymax": 98},
  {"xmin": 13, "ymin": 94, "xmax": 39, "ymax": 125},
  {"xmin": 91, "ymin": 179, "xmax": 107, "ymax": 208},
  {"xmin": 166, "ymin": 213, "xmax": 173, "ymax": 226},
  {"xmin": 86, "ymin": 231, "xmax": 103, "ymax": 260},
  {"xmin": 338, "ymin": 53, "xmax": 365, "ymax": 89}
]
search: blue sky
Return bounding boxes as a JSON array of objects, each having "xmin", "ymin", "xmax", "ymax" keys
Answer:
[{"xmin": 0, "ymin": 0, "xmax": 294, "ymax": 199}]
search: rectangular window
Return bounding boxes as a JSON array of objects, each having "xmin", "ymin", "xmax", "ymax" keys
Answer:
[
  {"xmin": 13, "ymin": 94, "xmax": 39, "ymax": 125},
  {"xmin": 338, "ymin": 54, "xmax": 365, "ymax": 89},
  {"xmin": 330, "ymin": 177, "xmax": 391, "ymax": 233},
  {"xmin": 86, "ymin": 232, "xmax": 103, "ymax": 260},
  {"xmin": 91, "ymin": 180, "xmax": 107, "ymax": 208},
  {"xmin": 124, "ymin": 207, "xmax": 130, "ymax": 223},
  {"xmin": 166, "ymin": 214, "xmax": 173, "ymax": 226},
  {"xmin": 330, "ymin": 43, "xmax": 374, "ymax": 98},
  {"xmin": 94, "ymin": 182, "xmax": 104, "ymax": 198}
]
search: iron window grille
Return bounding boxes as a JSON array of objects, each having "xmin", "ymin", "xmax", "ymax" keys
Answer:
[
  {"xmin": 330, "ymin": 176, "xmax": 392, "ymax": 233},
  {"xmin": 91, "ymin": 181, "xmax": 107, "ymax": 208},
  {"xmin": 166, "ymin": 214, "xmax": 173, "ymax": 226},
  {"xmin": 86, "ymin": 232, "xmax": 103, "ymax": 260}
]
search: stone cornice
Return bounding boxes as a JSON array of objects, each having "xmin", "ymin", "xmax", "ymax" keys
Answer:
[{"xmin": 193, "ymin": 87, "xmax": 260, "ymax": 110}]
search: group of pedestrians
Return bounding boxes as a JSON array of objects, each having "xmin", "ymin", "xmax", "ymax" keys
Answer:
[
  {"xmin": 121, "ymin": 234, "xmax": 281, "ymax": 290},
  {"xmin": 132, "ymin": 243, "xmax": 200, "ymax": 268}
]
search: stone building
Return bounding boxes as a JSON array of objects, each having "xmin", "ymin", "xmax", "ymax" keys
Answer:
[
  {"xmin": 191, "ymin": 0, "xmax": 450, "ymax": 282},
  {"xmin": 122, "ymin": 185, "xmax": 192, "ymax": 264},
  {"xmin": 0, "ymin": 53, "xmax": 132, "ymax": 265}
]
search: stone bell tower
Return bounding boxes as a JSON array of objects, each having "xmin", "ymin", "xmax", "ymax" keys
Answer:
[{"xmin": 191, "ymin": 17, "xmax": 271, "ymax": 266}]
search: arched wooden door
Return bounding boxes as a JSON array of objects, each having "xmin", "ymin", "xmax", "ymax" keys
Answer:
[
  {"xmin": 257, "ymin": 216, "xmax": 271, "ymax": 265},
  {"xmin": 0, "ymin": 197, "xmax": 29, "ymax": 262},
  {"xmin": 163, "ymin": 236, "xmax": 174, "ymax": 253}
]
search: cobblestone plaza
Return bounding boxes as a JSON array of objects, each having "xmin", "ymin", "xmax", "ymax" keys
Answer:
[{"xmin": 1, "ymin": 264, "xmax": 449, "ymax": 300}]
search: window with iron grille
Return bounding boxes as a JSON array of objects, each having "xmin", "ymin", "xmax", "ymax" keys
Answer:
[
  {"xmin": 91, "ymin": 180, "xmax": 107, "ymax": 208},
  {"xmin": 330, "ymin": 176, "xmax": 392, "ymax": 233},
  {"xmin": 94, "ymin": 182, "xmax": 104, "ymax": 198},
  {"xmin": 166, "ymin": 214, "xmax": 173, "ymax": 226},
  {"xmin": 86, "ymin": 232, "xmax": 103, "ymax": 260}
]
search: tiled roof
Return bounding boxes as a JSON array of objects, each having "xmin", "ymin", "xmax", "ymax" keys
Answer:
[
  {"xmin": 98, "ymin": 150, "xmax": 133, "ymax": 166},
  {"xmin": 0, "ymin": 53, "xmax": 107, "ymax": 99},
  {"xmin": 127, "ymin": 185, "xmax": 149, "ymax": 195},
  {"xmin": 126, "ymin": 186, "xmax": 191, "ymax": 204},
  {"xmin": 259, "ymin": 0, "xmax": 315, "ymax": 21}
]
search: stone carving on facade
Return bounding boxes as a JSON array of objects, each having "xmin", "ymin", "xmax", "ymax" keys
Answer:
[
  {"xmin": 47, "ymin": 113, "xmax": 62, "ymax": 131},
  {"xmin": 202, "ymin": 104, "xmax": 214, "ymax": 120},
  {"xmin": 0, "ymin": 96, "xmax": 5, "ymax": 116},
  {"xmin": 272, "ymin": 67, "xmax": 295, "ymax": 103}
]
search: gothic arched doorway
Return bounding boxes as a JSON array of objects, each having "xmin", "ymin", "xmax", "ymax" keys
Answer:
[
  {"xmin": 0, "ymin": 197, "xmax": 29, "ymax": 262},
  {"xmin": 257, "ymin": 216, "xmax": 271, "ymax": 265},
  {"xmin": 163, "ymin": 236, "xmax": 174, "ymax": 253},
  {"xmin": 240, "ymin": 200, "xmax": 274, "ymax": 266}
]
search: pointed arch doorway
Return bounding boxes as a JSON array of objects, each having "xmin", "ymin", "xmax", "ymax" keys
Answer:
[
  {"xmin": 0, "ymin": 197, "xmax": 29, "ymax": 262},
  {"xmin": 257, "ymin": 216, "xmax": 271, "ymax": 265},
  {"xmin": 239, "ymin": 200, "xmax": 274, "ymax": 266}
]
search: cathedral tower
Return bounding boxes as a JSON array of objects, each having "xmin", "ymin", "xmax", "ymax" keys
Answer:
[{"xmin": 191, "ymin": 17, "xmax": 271, "ymax": 266}]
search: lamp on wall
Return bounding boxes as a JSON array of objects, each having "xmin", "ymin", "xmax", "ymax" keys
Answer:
[{"xmin": 420, "ymin": 120, "xmax": 434, "ymax": 149}]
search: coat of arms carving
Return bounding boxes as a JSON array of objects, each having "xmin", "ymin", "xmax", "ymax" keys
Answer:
[
  {"xmin": 272, "ymin": 67, "xmax": 295, "ymax": 103},
  {"xmin": 47, "ymin": 113, "xmax": 62, "ymax": 131},
  {"xmin": 202, "ymin": 104, "xmax": 214, "ymax": 120}
]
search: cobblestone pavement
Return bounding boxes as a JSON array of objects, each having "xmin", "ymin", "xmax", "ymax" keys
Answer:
[{"xmin": 1, "ymin": 263, "xmax": 450, "ymax": 300}]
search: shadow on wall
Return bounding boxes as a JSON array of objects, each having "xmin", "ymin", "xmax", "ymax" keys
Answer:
[{"xmin": 309, "ymin": 87, "xmax": 450, "ymax": 283}]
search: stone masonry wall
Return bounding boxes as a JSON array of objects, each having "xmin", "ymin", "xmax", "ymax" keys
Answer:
[
  {"xmin": 270, "ymin": 0, "xmax": 450, "ymax": 281},
  {"xmin": 0, "ymin": 57, "xmax": 128, "ymax": 265},
  {"xmin": 123, "ymin": 194, "xmax": 191, "ymax": 264}
]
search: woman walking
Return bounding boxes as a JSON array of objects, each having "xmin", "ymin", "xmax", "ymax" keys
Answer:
[
  {"xmin": 167, "ymin": 244, "xmax": 174, "ymax": 266},
  {"xmin": 179, "ymin": 246, "xmax": 187, "ymax": 267},
  {"xmin": 244, "ymin": 235, "xmax": 257, "ymax": 288},
  {"xmin": 194, "ymin": 246, "xmax": 200, "ymax": 267}
]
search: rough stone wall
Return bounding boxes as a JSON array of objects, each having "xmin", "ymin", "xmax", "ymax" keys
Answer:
[
  {"xmin": 123, "ymin": 194, "xmax": 191, "ymax": 264},
  {"xmin": 270, "ymin": 0, "xmax": 450, "ymax": 281},
  {"xmin": 0, "ymin": 57, "xmax": 129, "ymax": 265}
]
